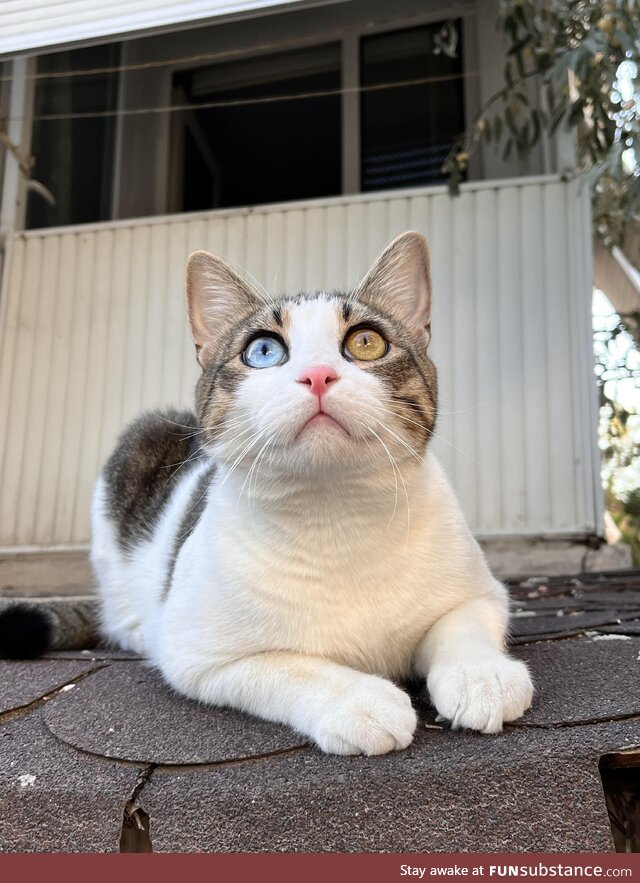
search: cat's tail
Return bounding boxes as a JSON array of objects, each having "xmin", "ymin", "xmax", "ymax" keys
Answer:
[{"xmin": 0, "ymin": 598, "xmax": 100, "ymax": 658}]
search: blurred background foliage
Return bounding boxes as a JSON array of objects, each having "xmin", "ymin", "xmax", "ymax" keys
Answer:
[
  {"xmin": 594, "ymin": 295, "xmax": 640, "ymax": 562},
  {"xmin": 448, "ymin": 0, "xmax": 640, "ymax": 561},
  {"xmin": 444, "ymin": 0, "xmax": 640, "ymax": 249}
]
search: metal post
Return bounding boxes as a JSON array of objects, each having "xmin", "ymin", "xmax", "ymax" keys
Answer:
[{"xmin": 0, "ymin": 56, "xmax": 36, "ymax": 244}]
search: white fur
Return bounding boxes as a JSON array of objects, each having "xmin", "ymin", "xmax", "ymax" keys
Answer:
[{"xmin": 90, "ymin": 296, "xmax": 533, "ymax": 755}]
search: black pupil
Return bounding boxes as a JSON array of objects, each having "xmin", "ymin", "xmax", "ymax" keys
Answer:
[{"xmin": 261, "ymin": 342, "xmax": 270, "ymax": 355}]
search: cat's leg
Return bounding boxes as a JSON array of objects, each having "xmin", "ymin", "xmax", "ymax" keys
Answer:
[
  {"xmin": 90, "ymin": 476, "xmax": 145, "ymax": 654},
  {"xmin": 414, "ymin": 595, "xmax": 533, "ymax": 734},
  {"xmin": 162, "ymin": 652, "xmax": 417, "ymax": 755}
]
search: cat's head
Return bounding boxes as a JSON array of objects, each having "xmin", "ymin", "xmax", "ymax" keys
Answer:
[{"xmin": 186, "ymin": 231, "xmax": 437, "ymax": 478}]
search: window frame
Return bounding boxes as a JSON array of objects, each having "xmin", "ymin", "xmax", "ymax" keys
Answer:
[
  {"xmin": 161, "ymin": 9, "xmax": 478, "ymax": 214},
  {"xmin": 11, "ymin": 5, "xmax": 480, "ymax": 232}
]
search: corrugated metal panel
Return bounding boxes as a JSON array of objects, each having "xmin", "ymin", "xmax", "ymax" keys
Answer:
[
  {"xmin": 0, "ymin": 0, "xmax": 312, "ymax": 57},
  {"xmin": 0, "ymin": 178, "xmax": 599, "ymax": 548}
]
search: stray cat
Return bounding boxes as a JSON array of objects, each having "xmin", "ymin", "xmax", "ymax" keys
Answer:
[{"xmin": 3, "ymin": 231, "xmax": 534, "ymax": 754}]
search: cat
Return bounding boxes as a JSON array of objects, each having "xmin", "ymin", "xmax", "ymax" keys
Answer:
[{"xmin": 1, "ymin": 231, "xmax": 533, "ymax": 754}]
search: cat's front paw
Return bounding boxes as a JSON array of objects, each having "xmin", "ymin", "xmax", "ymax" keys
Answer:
[
  {"xmin": 427, "ymin": 654, "xmax": 533, "ymax": 734},
  {"xmin": 313, "ymin": 676, "xmax": 417, "ymax": 756}
]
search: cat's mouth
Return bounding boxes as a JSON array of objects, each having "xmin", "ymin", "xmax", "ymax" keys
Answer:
[{"xmin": 296, "ymin": 409, "xmax": 350, "ymax": 439}]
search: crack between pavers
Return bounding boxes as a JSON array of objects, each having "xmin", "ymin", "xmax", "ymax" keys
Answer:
[
  {"xmin": 151, "ymin": 743, "xmax": 310, "ymax": 774},
  {"xmin": 115, "ymin": 746, "xmax": 312, "ymax": 852},
  {"xmin": 44, "ymin": 726, "xmax": 156, "ymax": 768},
  {"xmin": 119, "ymin": 764, "xmax": 156, "ymax": 853},
  {"xmin": 0, "ymin": 663, "xmax": 109, "ymax": 725},
  {"xmin": 43, "ymin": 733, "xmax": 309, "ymax": 771},
  {"xmin": 41, "ymin": 654, "xmax": 143, "ymax": 662},
  {"xmin": 511, "ymin": 624, "xmax": 640, "ymax": 646},
  {"xmin": 506, "ymin": 709, "xmax": 640, "ymax": 731}
]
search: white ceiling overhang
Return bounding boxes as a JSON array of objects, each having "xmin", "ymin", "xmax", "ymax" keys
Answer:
[{"xmin": 0, "ymin": 0, "xmax": 330, "ymax": 58}]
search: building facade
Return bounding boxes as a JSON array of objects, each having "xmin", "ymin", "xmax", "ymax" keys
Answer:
[{"xmin": 0, "ymin": 0, "xmax": 603, "ymax": 570}]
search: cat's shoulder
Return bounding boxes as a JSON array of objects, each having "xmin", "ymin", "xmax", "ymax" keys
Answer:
[{"xmin": 101, "ymin": 408, "xmax": 204, "ymax": 550}]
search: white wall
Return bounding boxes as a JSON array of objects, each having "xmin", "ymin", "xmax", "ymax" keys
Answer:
[{"xmin": 0, "ymin": 177, "xmax": 600, "ymax": 549}]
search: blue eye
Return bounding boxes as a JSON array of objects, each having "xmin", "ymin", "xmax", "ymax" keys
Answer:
[{"xmin": 243, "ymin": 335, "xmax": 287, "ymax": 369}]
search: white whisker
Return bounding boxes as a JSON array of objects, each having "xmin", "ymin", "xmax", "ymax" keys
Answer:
[
  {"xmin": 358, "ymin": 422, "xmax": 400, "ymax": 531},
  {"xmin": 370, "ymin": 398, "xmax": 477, "ymax": 463}
]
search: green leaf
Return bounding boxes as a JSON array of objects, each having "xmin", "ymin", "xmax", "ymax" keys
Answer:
[
  {"xmin": 613, "ymin": 28, "xmax": 635, "ymax": 53},
  {"xmin": 531, "ymin": 109, "xmax": 541, "ymax": 144},
  {"xmin": 449, "ymin": 0, "xmax": 640, "ymax": 243},
  {"xmin": 550, "ymin": 102, "xmax": 568, "ymax": 134},
  {"xmin": 505, "ymin": 106, "xmax": 519, "ymax": 135},
  {"xmin": 504, "ymin": 60, "xmax": 514, "ymax": 88},
  {"xmin": 569, "ymin": 98, "xmax": 586, "ymax": 126},
  {"xmin": 447, "ymin": 164, "xmax": 461, "ymax": 196}
]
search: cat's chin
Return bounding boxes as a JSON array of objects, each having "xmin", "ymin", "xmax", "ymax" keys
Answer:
[
  {"xmin": 295, "ymin": 412, "xmax": 350, "ymax": 439},
  {"xmin": 272, "ymin": 416, "xmax": 366, "ymax": 476}
]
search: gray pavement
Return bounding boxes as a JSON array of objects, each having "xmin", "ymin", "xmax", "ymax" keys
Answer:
[{"xmin": 0, "ymin": 571, "xmax": 639, "ymax": 853}]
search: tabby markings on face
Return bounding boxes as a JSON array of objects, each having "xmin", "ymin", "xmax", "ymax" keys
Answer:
[{"xmin": 194, "ymin": 292, "xmax": 437, "ymax": 462}]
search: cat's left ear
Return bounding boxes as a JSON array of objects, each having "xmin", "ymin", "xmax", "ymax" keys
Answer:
[
  {"xmin": 186, "ymin": 251, "xmax": 263, "ymax": 364},
  {"xmin": 355, "ymin": 231, "xmax": 432, "ymax": 334}
]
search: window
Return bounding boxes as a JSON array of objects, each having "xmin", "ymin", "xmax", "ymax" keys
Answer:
[
  {"xmin": 171, "ymin": 45, "xmax": 342, "ymax": 212},
  {"xmin": 360, "ymin": 22, "xmax": 465, "ymax": 190},
  {"xmin": 22, "ymin": 18, "xmax": 467, "ymax": 228},
  {"xmin": 26, "ymin": 44, "xmax": 120, "ymax": 229}
]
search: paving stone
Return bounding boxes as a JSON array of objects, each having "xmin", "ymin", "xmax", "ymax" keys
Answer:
[
  {"xmin": 513, "ymin": 598, "xmax": 595, "ymax": 611},
  {"xmin": 0, "ymin": 659, "xmax": 101, "ymax": 714},
  {"xmin": 42, "ymin": 648, "xmax": 141, "ymax": 661},
  {"xmin": 508, "ymin": 582, "xmax": 581, "ymax": 601},
  {"xmin": 44, "ymin": 662, "xmax": 307, "ymax": 764},
  {"xmin": 510, "ymin": 609, "xmax": 640, "ymax": 642},
  {"xmin": 595, "ymin": 621, "xmax": 640, "ymax": 636},
  {"xmin": 2, "ymin": 569, "xmax": 638, "ymax": 853},
  {"xmin": 513, "ymin": 594, "xmax": 640, "ymax": 611},
  {"xmin": 513, "ymin": 637, "xmax": 640, "ymax": 726},
  {"xmin": 41, "ymin": 637, "xmax": 640, "ymax": 764},
  {"xmin": 0, "ymin": 710, "xmax": 140, "ymax": 852},
  {"xmin": 142, "ymin": 719, "xmax": 640, "ymax": 853},
  {"xmin": 577, "ymin": 590, "xmax": 640, "ymax": 608},
  {"xmin": 507, "ymin": 572, "xmax": 640, "ymax": 601}
]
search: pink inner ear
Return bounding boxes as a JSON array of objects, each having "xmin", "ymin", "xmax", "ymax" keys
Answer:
[
  {"xmin": 356, "ymin": 231, "xmax": 432, "ymax": 331},
  {"xmin": 186, "ymin": 250, "xmax": 263, "ymax": 351}
]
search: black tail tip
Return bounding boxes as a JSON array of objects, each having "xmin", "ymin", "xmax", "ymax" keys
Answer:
[{"xmin": 0, "ymin": 604, "xmax": 52, "ymax": 659}]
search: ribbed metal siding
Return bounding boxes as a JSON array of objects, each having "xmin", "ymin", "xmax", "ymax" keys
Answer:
[{"xmin": 0, "ymin": 178, "xmax": 599, "ymax": 548}]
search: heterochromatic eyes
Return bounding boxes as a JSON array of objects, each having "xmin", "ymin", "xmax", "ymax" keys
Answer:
[
  {"xmin": 243, "ymin": 335, "xmax": 288, "ymax": 369},
  {"xmin": 242, "ymin": 327, "xmax": 388, "ymax": 368},
  {"xmin": 344, "ymin": 327, "xmax": 388, "ymax": 362}
]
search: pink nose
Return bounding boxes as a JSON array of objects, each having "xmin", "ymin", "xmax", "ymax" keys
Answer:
[{"xmin": 297, "ymin": 365, "xmax": 339, "ymax": 398}]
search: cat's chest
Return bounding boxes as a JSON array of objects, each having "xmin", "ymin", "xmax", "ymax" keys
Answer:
[
  {"xmin": 214, "ymin": 510, "xmax": 411, "ymax": 592},
  {"xmin": 196, "ymin": 509, "xmax": 443, "ymax": 674}
]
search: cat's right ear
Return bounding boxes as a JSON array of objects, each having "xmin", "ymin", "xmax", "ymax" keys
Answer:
[{"xmin": 186, "ymin": 251, "xmax": 262, "ymax": 365}]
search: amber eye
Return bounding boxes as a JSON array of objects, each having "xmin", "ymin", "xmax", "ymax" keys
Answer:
[{"xmin": 344, "ymin": 328, "xmax": 388, "ymax": 361}]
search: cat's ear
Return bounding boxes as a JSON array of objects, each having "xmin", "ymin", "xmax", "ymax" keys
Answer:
[
  {"xmin": 355, "ymin": 231, "xmax": 432, "ymax": 334},
  {"xmin": 186, "ymin": 251, "xmax": 263, "ymax": 364}
]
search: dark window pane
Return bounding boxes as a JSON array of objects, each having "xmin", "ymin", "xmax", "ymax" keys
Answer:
[
  {"xmin": 360, "ymin": 22, "xmax": 465, "ymax": 191},
  {"xmin": 26, "ymin": 44, "xmax": 119, "ymax": 229},
  {"xmin": 173, "ymin": 45, "xmax": 341, "ymax": 211}
]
